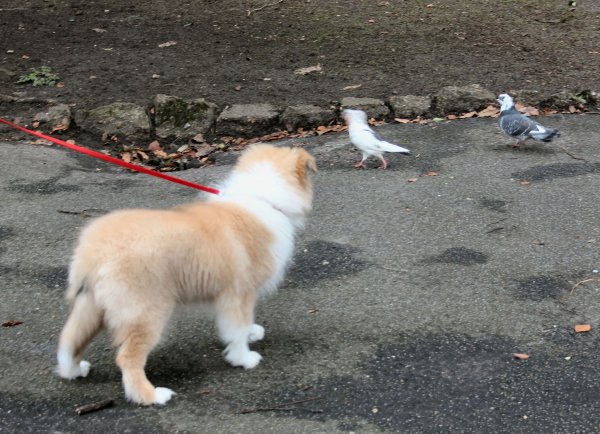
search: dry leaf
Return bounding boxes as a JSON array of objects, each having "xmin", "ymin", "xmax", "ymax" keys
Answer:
[
  {"xmin": 294, "ymin": 64, "xmax": 322, "ymax": 75},
  {"xmin": 513, "ymin": 353, "xmax": 530, "ymax": 360},
  {"xmin": 477, "ymin": 105, "xmax": 500, "ymax": 118},
  {"xmin": 191, "ymin": 133, "xmax": 205, "ymax": 143},
  {"xmin": 519, "ymin": 180, "xmax": 530, "ymax": 186},
  {"xmin": 575, "ymin": 324, "xmax": 591, "ymax": 333},
  {"xmin": 51, "ymin": 123, "xmax": 68, "ymax": 134},
  {"xmin": 368, "ymin": 19, "xmax": 376, "ymax": 23},
  {"xmin": 32, "ymin": 120, "xmax": 40, "ymax": 128},
  {"xmin": 394, "ymin": 118, "xmax": 411, "ymax": 124},
  {"xmin": 121, "ymin": 151, "xmax": 132, "ymax": 163},
  {"xmin": 136, "ymin": 150, "xmax": 149, "ymax": 161},
  {"xmin": 407, "ymin": 177, "xmax": 418, "ymax": 183},
  {"xmin": 342, "ymin": 84, "xmax": 362, "ymax": 90},
  {"xmin": 568, "ymin": 105, "xmax": 578, "ymax": 113},
  {"xmin": 56, "ymin": 82, "xmax": 65, "ymax": 88},
  {"xmin": 425, "ymin": 171, "xmax": 438, "ymax": 176},
  {"xmin": 515, "ymin": 103, "xmax": 539, "ymax": 116},
  {"xmin": 147, "ymin": 140, "xmax": 162, "ymax": 152},
  {"xmin": 459, "ymin": 111, "xmax": 477, "ymax": 119},
  {"xmin": 446, "ymin": 114, "xmax": 457, "ymax": 120}
]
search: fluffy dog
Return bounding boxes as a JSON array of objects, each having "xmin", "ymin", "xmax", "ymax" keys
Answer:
[{"xmin": 56, "ymin": 144, "xmax": 316, "ymax": 405}]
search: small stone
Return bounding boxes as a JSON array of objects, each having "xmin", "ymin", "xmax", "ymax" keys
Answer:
[
  {"xmin": 216, "ymin": 103, "xmax": 280, "ymax": 137},
  {"xmin": 340, "ymin": 97, "xmax": 389, "ymax": 120},
  {"xmin": 388, "ymin": 95, "xmax": 431, "ymax": 118},
  {"xmin": 75, "ymin": 102, "xmax": 150, "ymax": 141},
  {"xmin": 432, "ymin": 84, "xmax": 496, "ymax": 115},
  {"xmin": 281, "ymin": 104, "xmax": 336, "ymax": 132}
]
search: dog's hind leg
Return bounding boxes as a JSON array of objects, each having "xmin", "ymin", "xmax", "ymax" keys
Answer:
[
  {"xmin": 57, "ymin": 291, "xmax": 103, "ymax": 379},
  {"xmin": 114, "ymin": 315, "xmax": 175, "ymax": 406},
  {"xmin": 216, "ymin": 290, "xmax": 262, "ymax": 369}
]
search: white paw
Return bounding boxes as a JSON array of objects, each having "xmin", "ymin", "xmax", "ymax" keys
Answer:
[
  {"xmin": 57, "ymin": 360, "xmax": 91, "ymax": 380},
  {"xmin": 78, "ymin": 360, "xmax": 91, "ymax": 377},
  {"xmin": 153, "ymin": 387, "xmax": 176, "ymax": 405},
  {"xmin": 248, "ymin": 324, "xmax": 265, "ymax": 343},
  {"xmin": 225, "ymin": 350, "xmax": 262, "ymax": 370}
]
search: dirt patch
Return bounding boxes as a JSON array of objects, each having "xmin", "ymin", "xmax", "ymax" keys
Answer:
[{"xmin": 1, "ymin": 1, "xmax": 597, "ymax": 113}]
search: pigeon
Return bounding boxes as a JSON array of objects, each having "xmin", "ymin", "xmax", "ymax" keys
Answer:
[
  {"xmin": 342, "ymin": 109, "xmax": 410, "ymax": 169},
  {"xmin": 497, "ymin": 93, "xmax": 560, "ymax": 148}
]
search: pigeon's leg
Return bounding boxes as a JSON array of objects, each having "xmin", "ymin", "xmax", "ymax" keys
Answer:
[
  {"xmin": 509, "ymin": 140, "xmax": 524, "ymax": 150},
  {"xmin": 377, "ymin": 155, "xmax": 388, "ymax": 170},
  {"xmin": 353, "ymin": 153, "xmax": 368, "ymax": 169}
]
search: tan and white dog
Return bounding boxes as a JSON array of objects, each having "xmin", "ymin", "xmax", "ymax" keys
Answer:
[{"xmin": 56, "ymin": 144, "xmax": 316, "ymax": 405}]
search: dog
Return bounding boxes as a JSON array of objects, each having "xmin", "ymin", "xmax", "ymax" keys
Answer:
[{"xmin": 56, "ymin": 144, "xmax": 316, "ymax": 405}]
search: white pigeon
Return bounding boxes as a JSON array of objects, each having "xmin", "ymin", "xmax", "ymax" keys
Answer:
[
  {"xmin": 342, "ymin": 109, "xmax": 410, "ymax": 169},
  {"xmin": 497, "ymin": 93, "xmax": 560, "ymax": 148}
]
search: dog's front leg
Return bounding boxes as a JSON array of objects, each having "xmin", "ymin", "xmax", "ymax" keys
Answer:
[{"xmin": 215, "ymin": 294, "xmax": 262, "ymax": 369}]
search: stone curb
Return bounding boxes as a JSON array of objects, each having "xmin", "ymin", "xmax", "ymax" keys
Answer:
[{"xmin": 2, "ymin": 85, "xmax": 597, "ymax": 145}]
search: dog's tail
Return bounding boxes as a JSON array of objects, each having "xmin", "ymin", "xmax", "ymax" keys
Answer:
[{"xmin": 57, "ymin": 261, "xmax": 103, "ymax": 379}]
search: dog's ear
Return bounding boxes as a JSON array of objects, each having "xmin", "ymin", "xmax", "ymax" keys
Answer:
[{"xmin": 295, "ymin": 148, "xmax": 317, "ymax": 188}]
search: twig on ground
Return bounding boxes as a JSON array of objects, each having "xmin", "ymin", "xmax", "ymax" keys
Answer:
[
  {"xmin": 246, "ymin": 0, "xmax": 285, "ymax": 17},
  {"xmin": 57, "ymin": 208, "xmax": 108, "ymax": 218},
  {"xmin": 486, "ymin": 227, "xmax": 504, "ymax": 234},
  {"xmin": 75, "ymin": 398, "xmax": 114, "ymax": 415},
  {"xmin": 570, "ymin": 277, "xmax": 600, "ymax": 294},
  {"xmin": 247, "ymin": 0, "xmax": 285, "ymax": 16},
  {"xmin": 237, "ymin": 396, "xmax": 321, "ymax": 414},
  {"xmin": 559, "ymin": 146, "xmax": 588, "ymax": 163}
]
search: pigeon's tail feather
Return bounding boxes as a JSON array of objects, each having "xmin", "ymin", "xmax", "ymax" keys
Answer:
[
  {"xmin": 379, "ymin": 141, "xmax": 411, "ymax": 154},
  {"xmin": 530, "ymin": 128, "xmax": 560, "ymax": 142}
]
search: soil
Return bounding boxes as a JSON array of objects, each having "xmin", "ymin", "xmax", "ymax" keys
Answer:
[{"xmin": 1, "ymin": 0, "xmax": 599, "ymax": 115}]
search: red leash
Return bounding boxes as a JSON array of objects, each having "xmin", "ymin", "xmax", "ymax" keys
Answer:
[{"xmin": 0, "ymin": 117, "xmax": 221, "ymax": 195}]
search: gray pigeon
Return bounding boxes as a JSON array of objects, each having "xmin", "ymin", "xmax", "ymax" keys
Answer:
[{"xmin": 497, "ymin": 93, "xmax": 560, "ymax": 148}]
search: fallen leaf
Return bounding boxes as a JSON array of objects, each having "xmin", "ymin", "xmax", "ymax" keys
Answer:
[
  {"xmin": 56, "ymin": 82, "xmax": 65, "ymax": 88},
  {"xmin": 135, "ymin": 150, "xmax": 149, "ymax": 161},
  {"xmin": 51, "ymin": 123, "xmax": 68, "ymax": 134},
  {"xmin": 158, "ymin": 41, "xmax": 177, "ymax": 48},
  {"xmin": 477, "ymin": 105, "xmax": 500, "ymax": 118},
  {"xmin": 568, "ymin": 105, "xmax": 578, "ymax": 113},
  {"xmin": 446, "ymin": 114, "xmax": 457, "ymax": 120},
  {"xmin": 294, "ymin": 64, "xmax": 322, "ymax": 75},
  {"xmin": 151, "ymin": 74, "xmax": 161, "ymax": 79},
  {"xmin": 394, "ymin": 118, "xmax": 411, "ymax": 124},
  {"xmin": 177, "ymin": 144, "xmax": 191, "ymax": 153},
  {"xmin": 32, "ymin": 120, "xmax": 40, "ymax": 128},
  {"xmin": 407, "ymin": 177, "xmax": 418, "ymax": 183},
  {"xmin": 513, "ymin": 353, "xmax": 530, "ymax": 360},
  {"xmin": 458, "ymin": 111, "xmax": 477, "ymax": 119},
  {"xmin": 575, "ymin": 324, "xmax": 591, "ymax": 333},
  {"xmin": 519, "ymin": 180, "xmax": 530, "ymax": 186},
  {"xmin": 121, "ymin": 151, "xmax": 132, "ymax": 163},
  {"xmin": 2, "ymin": 319, "xmax": 23, "ymax": 327},
  {"xmin": 368, "ymin": 19, "xmax": 376, "ymax": 24},
  {"xmin": 425, "ymin": 171, "xmax": 438, "ymax": 176},
  {"xmin": 515, "ymin": 103, "xmax": 539, "ymax": 116},
  {"xmin": 92, "ymin": 28, "xmax": 107, "ymax": 33},
  {"xmin": 191, "ymin": 133, "xmax": 205, "ymax": 143},
  {"xmin": 342, "ymin": 84, "xmax": 362, "ymax": 90},
  {"xmin": 147, "ymin": 140, "xmax": 162, "ymax": 151}
]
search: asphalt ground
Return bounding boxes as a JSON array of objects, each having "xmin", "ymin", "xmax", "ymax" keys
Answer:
[{"xmin": 1, "ymin": 113, "xmax": 600, "ymax": 433}]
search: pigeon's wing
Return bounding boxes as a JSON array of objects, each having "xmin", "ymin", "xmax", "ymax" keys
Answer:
[
  {"xmin": 499, "ymin": 112, "xmax": 537, "ymax": 138},
  {"xmin": 378, "ymin": 141, "xmax": 411, "ymax": 154}
]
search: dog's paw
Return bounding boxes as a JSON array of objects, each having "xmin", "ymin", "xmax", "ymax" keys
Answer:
[
  {"xmin": 77, "ymin": 360, "xmax": 91, "ymax": 377},
  {"xmin": 225, "ymin": 350, "xmax": 262, "ymax": 370},
  {"xmin": 248, "ymin": 324, "xmax": 265, "ymax": 343},
  {"xmin": 57, "ymin": 359, "xmax": 92, "ymax": 380},
  {"xmin": 153, "ymin": 387, "xmax": 176, "ymax": 405}
]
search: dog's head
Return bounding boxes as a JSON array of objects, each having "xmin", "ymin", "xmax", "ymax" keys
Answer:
[{"xmin": 226, "ymin": 144, "xmax": 317, "ymax": 225}]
